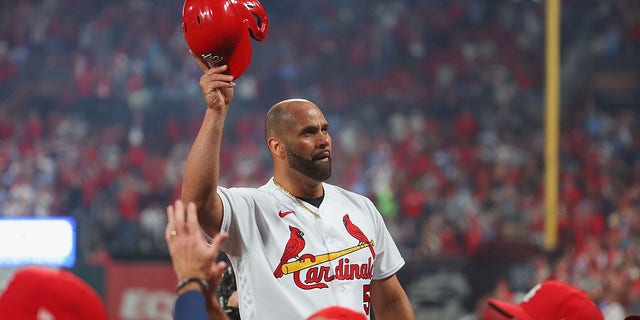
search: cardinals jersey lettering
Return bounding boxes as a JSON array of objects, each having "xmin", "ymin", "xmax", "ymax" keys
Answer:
[{"xmin": 215, "ymin": 178, "xmax": 405, "ymax": 320}]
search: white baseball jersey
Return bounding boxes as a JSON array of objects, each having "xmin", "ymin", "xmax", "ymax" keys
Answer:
[{"xmin": 215, "ymin": 178, "xmax": 405, "ymax": 320}]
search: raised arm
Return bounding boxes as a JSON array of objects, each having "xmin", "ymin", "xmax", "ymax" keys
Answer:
[{"xmin": 181, "ymin": 57, "xmax": 235, "ymax": 236}]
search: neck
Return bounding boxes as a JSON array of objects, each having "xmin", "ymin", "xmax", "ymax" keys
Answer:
[{"xmin": 273, "ymin": 175, "xmax": 323, "ymax": 198}]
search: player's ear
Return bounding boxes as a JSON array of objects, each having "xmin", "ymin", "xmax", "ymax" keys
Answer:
[{"xmin": 267, "ymin": 137, "xmax": 286, "ymax": 159}]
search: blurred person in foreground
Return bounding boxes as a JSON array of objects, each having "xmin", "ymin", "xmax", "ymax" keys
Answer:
[
  {"xmin": 486, "ymin": 280, "xmax": 604, "ymax": 320},
  {"xmin": 307, "ymin": 305, "xmax": 367, "ymax": 320},
  {"xmin": 166, "ymin": 199, "xmax": 229, "ymax": 320},
  {"xmin": 0, "ymin": 265, "xmax": 107, "ymax": 319},
  {"xmin": 180, "ymin": 58, "xmax": 414, "ymax": 320}
]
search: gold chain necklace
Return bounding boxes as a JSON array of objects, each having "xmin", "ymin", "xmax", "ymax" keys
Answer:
[{"xmin": 273, "ymin": 179, "xmax": 321, "ymax": 219}]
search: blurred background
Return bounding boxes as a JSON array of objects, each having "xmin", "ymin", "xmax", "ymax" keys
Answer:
[{"xmin": 0, "ymin": 0, "xmax": 639, "ymax": 319}]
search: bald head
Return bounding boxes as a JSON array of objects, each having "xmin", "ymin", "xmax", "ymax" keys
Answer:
[
  {"xmin": 265, "ymin": 99, "xmax": 321, "ymax": 142},
  {"xmin": 265, "ymin": 98, "xmax": 332, "ymax": 183}
]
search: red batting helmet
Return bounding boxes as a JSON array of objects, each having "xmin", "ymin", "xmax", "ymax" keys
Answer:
[
  {"xmin": 182, "ymin": 0, "xmax": 269, "ymax": 78},
  {"xmin": 234, "ymin": 0, "xmax": 269, "ymax": 40},
  {"xmin": 0, "ymin": 266, "xmax": 107, "ymax": 319}
]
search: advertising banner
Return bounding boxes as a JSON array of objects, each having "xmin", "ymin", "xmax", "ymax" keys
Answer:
[{"xmin": 106, "ymin": 262, "xmax": 176, "ymax": 320}]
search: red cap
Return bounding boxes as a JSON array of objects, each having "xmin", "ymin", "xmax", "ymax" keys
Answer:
[
  {"xmin": 0, "ymin": 266, "xmax": 107, "ymax": 320},
  {"xmin": 487, "ymin": 280, "xmax": 604, "ymax": 320},
  {"xmin": 626, "ymin": 315, "xmax": 640, "ymax": 320},
  {"xmin": 307, "ymin": 306, "xmax": 368, "ymax": 320},
  {"xmin": 182, "ymin": 0, "xmax": 268, "ymax": 78}
]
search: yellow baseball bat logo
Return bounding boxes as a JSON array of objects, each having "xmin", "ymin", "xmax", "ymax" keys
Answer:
[{"xmin": 280, "ymin": 240, "xmax": 374, "ymax": 275}]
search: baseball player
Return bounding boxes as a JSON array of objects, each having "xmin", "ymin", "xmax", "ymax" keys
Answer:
[{"xmin": 181, "ymin": 60, "xmax": 415, "ymax": 320}]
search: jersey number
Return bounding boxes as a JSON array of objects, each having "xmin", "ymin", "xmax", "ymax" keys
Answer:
[{"xmin": 363, "ymin": 284, "xmax": 371, "ymax": 315}]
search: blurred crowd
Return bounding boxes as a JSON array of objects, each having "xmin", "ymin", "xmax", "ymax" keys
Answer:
[{"xmin": 1, "ymin": 0, "xmax": 639, "ymax": 317}]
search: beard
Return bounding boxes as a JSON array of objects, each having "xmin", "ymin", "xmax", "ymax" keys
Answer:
[{"xmin": 286, "ymin": 148, "xmax": 331, "ymax": 182}]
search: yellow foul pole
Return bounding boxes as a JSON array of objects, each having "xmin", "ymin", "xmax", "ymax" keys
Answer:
[{"xmin": 544, "ymin": 0, "xmax": 560, "ymax": 251}]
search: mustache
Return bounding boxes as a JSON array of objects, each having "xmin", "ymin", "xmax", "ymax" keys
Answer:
[{"xmin": 312, "ymin": 149, "xmax": 330, "ymax": 161}]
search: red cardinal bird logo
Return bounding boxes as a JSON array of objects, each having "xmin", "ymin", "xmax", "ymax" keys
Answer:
[
  {"xmin": 273, "ymin": 226, "xmax": 306, "ymax": 278},
  {"xmin": 343, "ymin": 214, "xmax": 375, "ymax": 258}
]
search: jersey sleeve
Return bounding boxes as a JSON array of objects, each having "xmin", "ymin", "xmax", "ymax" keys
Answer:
[
  {"xmin": 217, "ymin": 186, "xmax": 256, "ymax": 257},
  {"xmin": 367, "ymin": 198, "xmax": 405, "ymax": 280}
]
